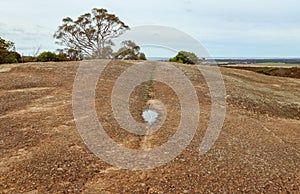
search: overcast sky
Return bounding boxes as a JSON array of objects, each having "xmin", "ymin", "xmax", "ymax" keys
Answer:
[{"xmin": 0, "ymin": 0, "xmax": 299, "ymax": 58}]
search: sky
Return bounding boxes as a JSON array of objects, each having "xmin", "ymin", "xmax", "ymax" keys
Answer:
[{"xmin": 0, "ymin": 0, "xmax": 299, "ymax": 58}]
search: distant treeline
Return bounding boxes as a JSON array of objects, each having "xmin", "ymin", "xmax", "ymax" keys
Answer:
[{"xmin": 215, "ymin": 58, "xmax": 300, "ymax": 65}]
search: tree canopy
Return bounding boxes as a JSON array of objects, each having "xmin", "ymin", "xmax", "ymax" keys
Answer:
[
  {"xmin": 0, "ymin": 37, "xmax": 14, "ymax": 51},
  {"xmin": 54, "ymin": 8, "xmax": 129, "ymax": 59},
  {"xmin": 0, "ymin": 37, "xmax": 21, "ymax": 64},
  {"xmin": 114, "ymin": 40, "xmax": 147, "ymax": 60}
]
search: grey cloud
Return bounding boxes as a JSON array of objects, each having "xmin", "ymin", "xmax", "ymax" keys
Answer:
[{"xmin": 1, "ymin": 0, "xmax": 299, "ymax": 57}]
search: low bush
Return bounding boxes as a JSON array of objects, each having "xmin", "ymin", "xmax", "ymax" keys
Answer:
[
  {"xmin": 256, "ymin": 67, "xmax": 278, "ymax": 75},
  {"xmin": 169, "ymin": 51, "xmax": 199, "ymax": 64},
  {"xmin": 0, "ymin": 51, "xmax": 21, "ymax": 64},
  {"xmin": 36, "ymin": 51, "xmax": 59, "ymax": 62},
  {"xmin": 0, "ymin": 37, "xmax": 21, "ymax": 64}
]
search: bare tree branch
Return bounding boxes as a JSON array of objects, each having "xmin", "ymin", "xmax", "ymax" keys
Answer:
[{"xmin": 54, "ymin": 8, "xmax": 129, "ymax": 59}]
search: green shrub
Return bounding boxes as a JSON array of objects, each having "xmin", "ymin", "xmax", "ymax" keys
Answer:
[
  {"xmin": 0, "ymin": 37, "xmax": 21, "ymax": 64},
  {"xmin": 256, "ymin": 67, "xmax": 278, "ymax": 75},
  {"xmin": 138, "ymin": 52, "xmax": 147, "ymax": 60},
  {"xmin": 256, "ymin": 69, "xmax": 270, "ymax": 75},
  {"xmin": 6, "ymin": 51, "xmax": 21, "ymax": 63},
  {"xmin": 37, "ymin": 51, "xmax": 59, "ymax": 62},
  {"xmin": 169, "ymin": 51, "xmax": 199, "ymax": 64},
  {"xmin": 0, "ymin": 50, "xmax": 21, "ymax": 64}
]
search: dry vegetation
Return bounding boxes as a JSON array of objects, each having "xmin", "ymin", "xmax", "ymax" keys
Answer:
[{"xmin": 225, "ymin": 66, "xmax": 300, "ymax": 79}]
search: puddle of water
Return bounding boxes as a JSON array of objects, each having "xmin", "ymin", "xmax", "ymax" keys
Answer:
[{"xmin": 142, "ymin": 109, "xmax": 159, "ymax": 125}]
